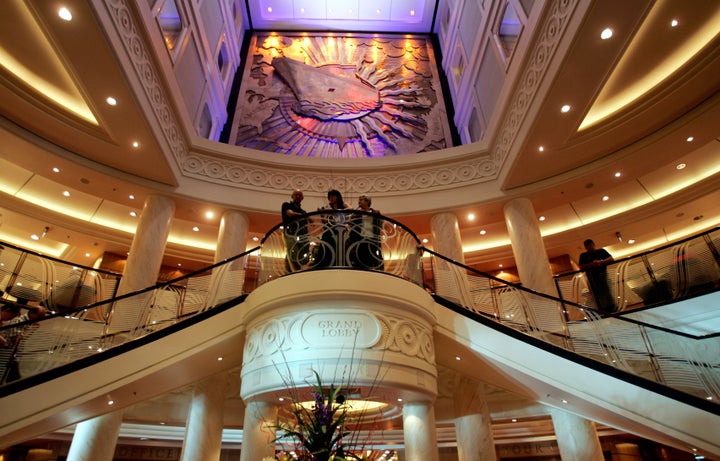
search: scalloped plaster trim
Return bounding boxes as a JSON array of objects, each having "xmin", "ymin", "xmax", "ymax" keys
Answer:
[{"xmin": 108, "ymin": 0, "xmax": 576, "ymax": 196}]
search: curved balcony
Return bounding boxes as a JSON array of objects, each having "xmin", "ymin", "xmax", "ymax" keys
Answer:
[{"xmin": 257, "ymin": 210, "xmax": 424, "ymax": 286}]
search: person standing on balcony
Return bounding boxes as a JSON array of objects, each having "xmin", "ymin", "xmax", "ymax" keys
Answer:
[
  {"xmin": 316, "ymin": 189, "xmax": 353, "ymax": 267},
  {"xmin": 349, "ymin": 195, "xmax": 384, "ymax": 270},
  {"xmin": 281, "ymin": 189, "xmax": 309, "ymax": 272},
  {"xmin": 579, "ymin": 239, "xmax": 616, "ymax": 313}
]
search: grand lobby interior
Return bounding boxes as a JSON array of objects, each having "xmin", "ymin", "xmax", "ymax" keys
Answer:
[{"xmin": 1, "ymin": 0, "xmax": 720, "ymax": 460}]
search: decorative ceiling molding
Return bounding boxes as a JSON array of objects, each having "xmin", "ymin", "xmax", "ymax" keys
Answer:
[
  {"xmin": 102, "ymin": 0, "xmax": 578, "ymax": 199},
  {"xmin": 491, "ymin": 0, "xmax": 578, "ymax": 169}
]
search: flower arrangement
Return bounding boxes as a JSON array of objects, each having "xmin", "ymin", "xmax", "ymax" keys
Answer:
[{"xmin": 273, "ymin": 370, "xmax": 351, "ymax": 461}]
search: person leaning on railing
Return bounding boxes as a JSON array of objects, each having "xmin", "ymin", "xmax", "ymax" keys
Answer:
[
  {"xmin": 281, "ymin": 189, "xmax": 310, "ymax": 272},
  {"xmin": 349, "ymin": 195, "xmax": 385, "ymax": 270},
  {"xmin": 579, "ymin": 239, "xmax": 616, "ymax": 313}
]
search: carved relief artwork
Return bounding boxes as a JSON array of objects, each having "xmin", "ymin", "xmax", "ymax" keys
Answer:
[{"xmin": 229, "ymin": 33, "xmax": 453, "ymax": 157}]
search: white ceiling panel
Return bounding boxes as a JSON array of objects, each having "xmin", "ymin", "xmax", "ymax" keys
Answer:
[
  {"xmin": 15, "ymin": 176, "xmax": 103, "ymax": 222},
  {"xmin": 0, "ymin": 157, "xmax": 34, "ymax": 196},
  {"xmin": 570, "ymin": 181, "xmax": 654, "ymax": 226}
]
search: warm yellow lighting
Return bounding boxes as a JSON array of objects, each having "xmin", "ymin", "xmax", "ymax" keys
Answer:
[
  {"xmin": 0, "ymin": 3, "xmax": 97, "ymax": 124},
  {"xmin": 602, "ymin": 195, "xmax": 609, "ymax": 201},
  {"xmin": 538, "ymin": 216, "xmax": 546, "ymax": 221},
  {"xmin": 298, "ymin": 400, "xmax": 388, "ymax": 413},
  {"xmin": 53, "ymin": 167, "xmax": 60, "ymax": 173},
  {"xmin": 538, "ymin": 146, "xmax": 544, "ymax": 152},
  {"xmin": 600, "ymin": 28, "xmax": 613, "ymax": 39},
  {"xmin": 468, "ymin": 213, "xmax": 475, "ymax": 221},
  {"xmin": 106, "ymin": 97, "xmax": 117, "ymax": 106},
  {"xmin": 581, "ymin": 4, "xmax": 720, "ymax": 130},
  {"xmin": 560, "ymin": 104, "xmax": 571, "ymax": 113},
  {"xmin": 205, "ymin": 210, "xmax": 215, "ymax": 219},
  {"xmin": 58, "ymin": 7, "xmax": 72, "ymax": 21},
  {"xmin": 192, "ymin": 226, "xmax": 200, "ymax": 232},
  {"xmin": 686, "ymin": 136, "xmax": 694, "ymax": 142}
]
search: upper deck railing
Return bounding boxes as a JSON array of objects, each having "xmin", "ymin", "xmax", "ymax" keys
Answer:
[
  {"xmin": 257, "ymin": 210, "xmax": 424, "ymax": 286},
  {"xmin": 553, "ymin": 227, "xmax": 720, "ymax": 313},
  {"xmin": 1, "ymin": 224, "xmax": 718, "ymax": 411}
]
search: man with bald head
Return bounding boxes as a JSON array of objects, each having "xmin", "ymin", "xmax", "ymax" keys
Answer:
[{"xmin": 281, "ymin": 189, "xmax": 309, "ymax": 271}]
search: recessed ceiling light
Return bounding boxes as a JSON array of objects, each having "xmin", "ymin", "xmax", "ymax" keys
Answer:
[
  {"xmin": 205, "ymin": 211, "xmax": 215, "ymax": 219},
  {"xmin": 560, "ymin": 104, "xmax": 571, "ymax": 113},
  {"xmin": 31, "ymin": 234, "xmax": 40, "ymax": 240},
  {"xmin": 85, "ymin": 253, "xmax": 91, "ymax": 257},
  {"xmin": 499, "ymin": 264, "xmax": 503, "ymax": 268},
  {"xmin": 614, "ymin": 171, "xmax": 621, "ymax": 177},
  {"xmin": 130, "ymin": 211, "xmax": 137, "ymax": 217},
  {"xmin": 108, "ymin": 399, "xmax": 115, "ymax": 405},
  {"xmin": 267, "ymin": 7, "xmax": 272, "ymax": 13},
  {"xmin": 300, "ymin": 8, "xmax": 305, "ymax": 14},
  {"xmin": 628, "ymin": 239, "xmax": 635, "ymax": 244},
  {"xmin": 422, "ymin": 238, "xmax": 428, "ymax": 243},
  {"xmin": 410, "ymin": 9, "xmax": 415, "ymax": 16},
  {"xmin": 63, "ymin": 191, "xmax": 70, "ymax": 197},
  {"xmin": 106, "ymin": 97, "xmax": 117, "ymax": 106},
  {"xmin": 602, "ymin": 195, "xmax": 609, "ymax": 201},
  {"xmin": 376, "ymin": 9, "xmax": 381, "ymax": 14},
  {"xmin": 676, "ymin": 163, "xmax": 686, "ymax": 170},
  {"xmin": 53, "ymin": 167, "xmax": 60, "ymax": 173},
  {"xmin": 511, "ymin": 418, "xmax": 518, "ymax": 422},
  {"xmin": 671, "ymin": 19, "xmax": 678, "ymax": 27},
  {"xmin": 129, "ymin": 194, "xmax": 135, "ymax": 200},
  {"xmin": 252, "ymin": 236, "xmax": 259, "ymax": 241},
  {"xmin": 455, "ymin": 356, "xmax": 461, "ymax": 360},
  {"xmin": 132, "ymin": 141, "xmax": 140, "ymax": 148},
  {"xmin": 58, "ymin": 7, "xmax": 72, "ymax": 21},
  {"xmin": 468, "ymin": 213, "xmax": 475, "ymax": 221},
  {"xmin": 538, "ymin": 216, "xmax": 546, "ymax": 221},
  {"xmin": 538, "ymin": 146, "xmax": 544, "ymax": 152},
  {"xmin": 192, "ymin": 226, "xmax": 200, "ymax": 232},
  {"xmin": 600, "ymin": 28, "xmax": 613, "ymax": 39},
  {"xmin": 686, "ymin": 136, "xmax": 694, "ymax": 142},
  {"xmin": 217, "ymin": 356, "xmax": 223, "ymax": 361},
  {"xmin": 480, "ymin": 229, "xmax": 486, "ymax": 235},
  {"xmin": 397, "ymin": 398, "xmax": 403, "ymax": 402}
]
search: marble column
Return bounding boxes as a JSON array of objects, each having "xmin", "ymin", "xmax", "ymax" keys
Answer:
[
  {"xmin": 402, "ymin": 402, "xmax": 439, "ymax": 461},
  {"xmin": 550, "ymin": 408, "xmax": 604, "ymax": 461},
  {"xmin": 109, "ymin": 194, "xmax": 175, "ymax": 332},
  {"xmin": 453, "ymin": 380, "xmax": 495, "ymax": 461},
  {"xmin": 67, "ymin": 195, "xmax": 175, "ymax": 461},
  {"xmin": 66, "ymin": 410, "xmax": 123, "ymax": 461},
  {"xmin": 430, "ymin": 213, "xmax": 465, "ymax": 264},
  {"xmin": 503, "ymin": 198, "xmax": 555, "ymax": 296},
  {"xmin": 204, "ymin": 210, "xmax": 250, "ymax": 309},
  {"xmin": 215, "ymin": 210, "xmax": 249, "ymax": 263},
  {"xmin": 180, "ymin": 373, "xmax": 228, "ymax": 461},
  {"xmin": 239, "ymin": 400, "xmax": 278, "ymax": 461}
]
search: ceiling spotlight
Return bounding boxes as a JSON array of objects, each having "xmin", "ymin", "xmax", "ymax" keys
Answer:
[
  {"xmin": 671, "ymin": 19, "xmax": 678, "ymax": 27},
  {"xmin": 600, "ymin": 28, "xmax": 613, "ymax": 39},
  {"xmin": 686, "ymin": 136, "xmax": 694, "ymax": 142},
  {"xmin": 106, "ymin": 97, "xmax": 117, "ymax": 106},
  {"xmin": 42, "ymin": 226, "xmax": 49, "ymax": 238},
  {"xmin": 676, "ymin": 163, "xmax": 686, "ymax": 170},
  {"xmin": 560, "ymin": 104, "xmax": 571, "ymax": 113},
  {"xmin": 616, "ymin": 231, "xmax": 622, "ymax": 243},
  {"xmin": 58, "ymin": 7, "xmax": 72, "ymax": 21}
]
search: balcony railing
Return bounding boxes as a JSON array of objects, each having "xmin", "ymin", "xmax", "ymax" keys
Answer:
[
  {"xmin": 2, "ymin": 225, "xmax": 718, "ymax": 409},
  {"xmin": 554, "ymin": 227, "xmax": 720, "ymax": 313},
  {"xmin": 0, "ymin": 247, "xmax": 253, "ymax": 390},
  {"xmin": 426, "ymin": 247, "xmax": 719, "ymax": 408},
  {"xmin": 257, "ymin": 210, "xmax": 424, "ymax": 286}
]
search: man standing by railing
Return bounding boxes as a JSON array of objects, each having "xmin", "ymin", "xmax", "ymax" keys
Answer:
[
  {"xmin": 281, "ymin": 189, "xmax": 309, "ymax": 271},
  {"xmin": 579, "ymin": 239, "xmax": 616, "ymax": 313}
]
